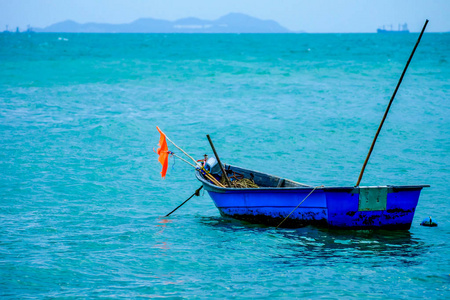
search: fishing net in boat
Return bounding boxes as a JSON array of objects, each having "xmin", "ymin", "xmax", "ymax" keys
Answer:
[{"xmin": 220, "ymin": 172, "xmax": 259, "ymax": 188}]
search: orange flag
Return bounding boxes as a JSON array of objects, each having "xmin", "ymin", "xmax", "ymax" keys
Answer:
[{"xmin": 156, "ymin": 126, "xmax": 169, "ymax": 178}]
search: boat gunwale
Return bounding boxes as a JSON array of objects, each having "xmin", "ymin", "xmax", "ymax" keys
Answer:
[{"xmin": 195, "ymin": 169, "xmax": 430, "ymax": 193}]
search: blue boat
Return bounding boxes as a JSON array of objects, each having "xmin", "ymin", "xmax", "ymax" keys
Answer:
[
  {"xmin": 191, "ymin": 20, "xmax": 430, "ymax": 231},
  {"xmin": 196, "ymin": 164, "xmax": 429, "ymax": 230}
]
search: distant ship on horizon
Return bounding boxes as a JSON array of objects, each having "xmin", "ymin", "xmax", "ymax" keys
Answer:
[
  {"xmin": 377, "ymin": 23, "xmax": 410, "ymax": 33},
  {"xmin": 3, "ymin": 25, "xmax": 34, "ymax": 33}
]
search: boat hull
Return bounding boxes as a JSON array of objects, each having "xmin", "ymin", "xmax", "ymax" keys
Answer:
[{"xmin": 196, "ymin": 168, "xmax": 428, "ymax": 230}]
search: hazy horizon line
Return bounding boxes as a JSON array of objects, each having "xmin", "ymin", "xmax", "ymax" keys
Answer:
[{"xmin": 4, "ymin": 13, "xmax": 447, "ymax": 34}]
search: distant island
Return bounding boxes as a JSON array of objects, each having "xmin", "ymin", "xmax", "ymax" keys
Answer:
[{"xmin": 33, "ymin": 13, "xmax": 292, "ymax": 33}]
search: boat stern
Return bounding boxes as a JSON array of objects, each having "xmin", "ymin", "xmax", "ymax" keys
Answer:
[{"xmin": 325, "ymin": 186, "xmax": 428, "ymax": 230}]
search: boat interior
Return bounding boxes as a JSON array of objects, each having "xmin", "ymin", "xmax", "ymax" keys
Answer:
[{"xmin": 219, "ymin": 164, "xmax": 311, "ymax": 188}]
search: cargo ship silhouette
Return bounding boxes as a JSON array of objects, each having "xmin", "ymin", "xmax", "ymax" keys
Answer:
[{"xmin": 378, "ymin": 23, "xmax": 409, "ymax": 33}]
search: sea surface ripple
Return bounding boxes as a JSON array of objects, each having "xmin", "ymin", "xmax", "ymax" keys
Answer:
[{"xmin": 0, "ymin": 33, "xmax": 449, "ymax": 298}]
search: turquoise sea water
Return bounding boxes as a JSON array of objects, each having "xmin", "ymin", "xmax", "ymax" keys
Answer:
[{"xmin": 1, "ymin": 33, "xmax": 449, "ymax": 298}]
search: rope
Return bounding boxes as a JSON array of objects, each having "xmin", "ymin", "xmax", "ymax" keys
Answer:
[
  {"xmin": 165, "ymin": 186, "xmax": 203, "ymax": 217},
  {"xmin": 276, "ymin": 185, "xmax": 324, "ymax": 229},
  {"xmin": 165, "ymin": 151, "xmax": 225, "ymax": 188},
  {"xmin": 170, "ymin": 152, "xmax": 197, "ymax": 168},
  {"xmin": 170, "ymin": 152, "xmax": 176, "ymax": 171}
]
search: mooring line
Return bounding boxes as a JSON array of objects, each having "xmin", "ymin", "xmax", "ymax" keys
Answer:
[
  {"xmin": 276, "ymin": 185, "xmax": 324, "ymax": 229},
  {"xmin": 165, "ymin": 186, "xmax": 203, "ymax": 217}
]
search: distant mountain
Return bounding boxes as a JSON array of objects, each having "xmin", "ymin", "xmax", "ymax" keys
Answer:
[{"xmin": 33, "ymin": 13, "xmax": 291, "ymax": 33}]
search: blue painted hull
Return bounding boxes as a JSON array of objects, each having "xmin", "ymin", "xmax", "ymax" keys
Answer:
[{"xmin": 196, "ymin": 167, "xmax": 428, "ymax": 230}]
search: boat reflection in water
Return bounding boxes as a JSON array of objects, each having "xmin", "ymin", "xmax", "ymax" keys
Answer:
[{"xmin": 198, "ymin": 215, "xmax": 425, "ymax": 267}]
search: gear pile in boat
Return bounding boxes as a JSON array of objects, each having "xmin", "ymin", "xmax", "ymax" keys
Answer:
[{"xmin": 203, "ymin": 157, "xmax": 259, "ymax": 188}]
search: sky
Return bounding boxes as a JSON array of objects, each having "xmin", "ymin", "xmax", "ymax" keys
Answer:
[{"xmin": 1, "ymin": 0, "xmax": 449, "ymax": 33}]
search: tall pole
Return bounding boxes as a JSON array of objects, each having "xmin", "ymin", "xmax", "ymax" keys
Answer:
[
  {"xmin": 206, "ymin": 135, "xmax": 232, "ymax": 188},
  {"xmin": 355, "ymin": 20, "xmax": 429, "ymax": 187}
]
